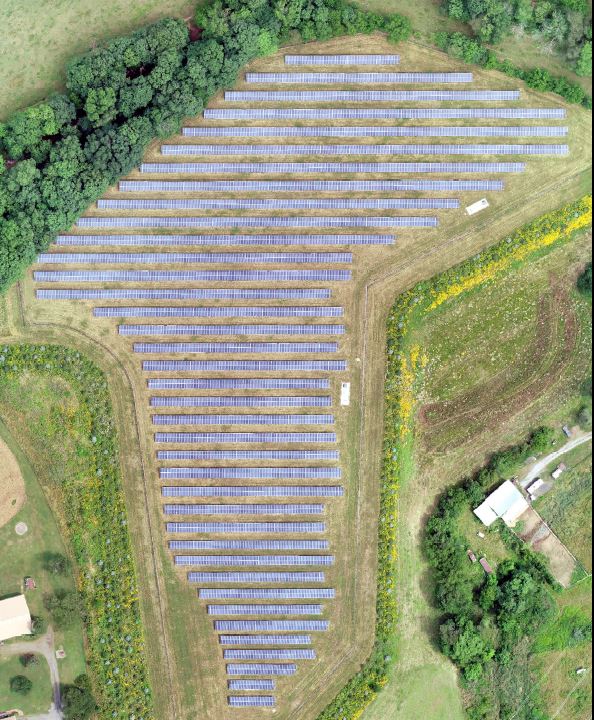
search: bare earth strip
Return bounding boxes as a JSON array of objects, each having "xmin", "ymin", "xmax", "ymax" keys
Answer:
[{"xmin": 0, "ymin": 435, "xmax": 26, "ymax": 528}]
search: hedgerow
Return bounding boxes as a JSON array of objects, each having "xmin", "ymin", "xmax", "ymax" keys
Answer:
[
  {"xmin": 0, "ymin": 345, "xmax": 153, "ymax": 720},
  {"xmin": 313, "ymin": 194, "xmax": 591, "ymax": 720},
  {"xmin": 0, "ymin": 0, "xmax": 411, "ymax": 294}
]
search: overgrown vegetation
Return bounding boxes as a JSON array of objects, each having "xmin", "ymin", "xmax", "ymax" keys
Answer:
[
  {"xmin": 441, "ymin": 0, "xmax": 592, "ymax": 77},
  {"xmin": 577, "ymin": 260, "xmax": 592, "ymax": 296},
  {"xmin": 435, "ymin": 31, "xmax": 591, "ymax": 106},
  {"xmin": 61, "ymin": 674, "xmax": 97, "ymax": 720},
  {"xmin": 0, "ymin": 346, "xmax": 152, "ymax": 720},
  {"xmin": 0, "ymin": 0, "xmax": 411, "ymax": 293}
]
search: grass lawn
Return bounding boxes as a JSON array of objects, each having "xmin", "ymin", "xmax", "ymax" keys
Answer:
[
  {"xmin": 0, "ymin": 412, "xmax": 87, "ymax": 687},
  {"xmin": 0, "ymin": 655, "xmax": 52, "ymax": 715}
]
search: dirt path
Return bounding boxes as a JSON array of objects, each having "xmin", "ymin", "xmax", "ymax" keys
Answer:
[
  {"xmin": 0, "ymin": 628, "xmax": 62, "ymax": 720},
  {"xmin": 521, "ymin": 431, "xmax": 593, "ymax": 486},
  {"xmin": 0, "ymin": 436, "xmax": 26, "ymax": 529}
]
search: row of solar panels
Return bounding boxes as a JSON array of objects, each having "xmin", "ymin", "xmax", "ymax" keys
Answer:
[
  {"xmin": 285, "ymin": 54, "xmax": 400, "ymax": 65},
  {"xmin": 96, "ymin": 306, "xmax": 344, "ymax": 317},
  {"xmin": 211, "ymin": 605, "xmax": 323, "ymax": 615},
  {"xmin": 162, "ymin": 486, "xmax": 343, "ymax": 495},
  {"xmin": 182, "ymin": 126, "xmax": 567, "ymax": 137},
  {"xmin": 34, "ymin": 270, "xmax": 352, "ymax": 281},
  {"xmin": 229, "ymin": 696, "xmax": 275, "ymax": 707},
  {"xmin": 166, "ymin": 505, "xmax": 327, "ymax": 516},
  {"xmin": 149, "ymin": 378, "xmax": 333, "ymax": 390},
  {"xmin": 217, "ymin": 620, "xmax": 328, "ymax": 631},
  {"xmin": 120, "ymin": 180, "xmax": 503, "ymax": 190},
  {"xmin": 205, "ymin": 592, "xmax": 333, "ymax": 603},
  {"xmin": 139, "ymin": 344, "xmax": 340, "ymax": 354},
  {"xmin": 152, "ymin": 396, "xmax": 335, "ymax": 407},
  {"xmin": 97, "ymin": 197, "xmax": 458, "ymax": 208},
  {"xmin": 76, "ymin": 216, "xmax": 437, "ymax": 227},
  {"xmin": 140, "ymin": 161, "xmax": 524, "ymax": 173},
  {"xmin": 225, "ymin": 90, "xmax": 520, "ymax": 101},
  {"xmin": 180, "ymin": 555, "xmax": 333, "ymax": 564},
  {"xmin": 204, "ymin": 108, "xmax": 564, "ymax": 118},
  {"xmin": 168, "ymin": 522, "xmax": 326, "ymax": 532},
  {"xmin": 223, "ymin": 648, "xmax": 317, "ymax": 658},
  {"xmin": 56, "ymin": 232, "xmax": 396, "ymax": 245},
  {"xmin": 152, "ymin": 413, "xmax": 336, "ymax": 424},
  {"xmin": 157, "ymin": 433, "xmax": 338, "ymax": 442},
  {"xmin": 146, "ymin": 361, "xmax": 346, "ymax": 371},
  {"xmin": 223, "ymin": 636, "xmax": 311, "ymax": 646},
  {"xmin": 37, "ymin": 289, "xmax": 334, "ymax": 300},
  {"xmin": 188, "ymin": 572, "xmax": 326, "ymax": 582},
  {"xmin": 160, "ymin": 467, "xmax": 341, "ymax": 479},
  {"xmin": 246, "ymin": 72, "xmax": 473, "ymax": 83},
  {"xmin": 158, "ymin": 450, "xmax": 339, "ymax": 459},
  {"xmin": 160, "ymin": 143, "xmax": 567, "ymax": 155},
  {"xmin": 121, "ymin": 325, "xmax": 346, "ymax": 336},
  {"xmin": 169, "ymin": 540, "xmax": 330, "ymax": 550}
]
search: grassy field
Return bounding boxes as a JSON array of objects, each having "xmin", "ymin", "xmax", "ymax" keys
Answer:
[
  {"xmin": 0, "ymin": 29, "xmax": 591, "ymax": 720},
  {"xmin": 0, "ymin": 654, "xmax": 52, "ymax": 715},
  {"xmin": 0, "ymin": 416, "xmax": 88, "ymax": 688},
  {"xmin": 362, "ymin": 232, "xmax": 592, "ymax": 719}
]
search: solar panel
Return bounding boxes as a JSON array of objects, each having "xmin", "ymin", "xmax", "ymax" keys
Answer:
[
  {"xmin": 140, "ymin": 162, "xmax": 524, "ymax": 174},
  {"xmin": 149, "ymin": 378, "xmax": 331, "ymax": 390},
  {"xmin": 285, "ymin": 54, "xmax": 400, "ymax": 64},
  {"xmin": 100, "ymin": 197, "xmax": 456, "ymax": 209},
  {"xmin": 228, "ymin": 679, "xmax": 276, "ymax": 690},
  {"xmin": 138, "ymin": 343, "xmax": 339, "ymax": 354},
  {"xmin": 57, "ymin": 232, "xmax": 396, "ymax": 246},
  {"xmin": 181, "ymin": 126, "xmax": 567, "ymax": 138},
  {"xmin": 161, "ymin": 468, "xmax": 341, "ymax": 480},
  {"xmin": 39, "ymin": 251, "xmax": 353, "ymax": 263},
  {"xmin": 166, "ymin": 505, "xmax": 325, "ymax": 517},
  {"xmin": 155, "ymin": 432, "xmax": 337, "ymax": 442},
  {"xmin": 246, "ymin": 72, "xmax": 472, "ymax": 83},
  {"xmin": 170, "ymin": 540, "xmax": 329, "ymax": 550},
  {"xmin": 76, "ymin": 215, "xmax": 434, "ymax": 228},
  {"xmin": 37, "ymin": 288, "xmax": 332, "ymax": 300},
  {"xmin": 224, "ymin": 648, "xmax": 317, "ymax": 659},
  {"xmin": 215, "ymin": 621, "xmax": 329, "ymax": 631},
  {"xmin": 122, "ymin": 325, "xmax": 345, "ymax": 336},
  {"xmin": 187, "ymin": 572, "xmax": 326, "ymax": 582},
  {"xmin": 158, "ymin": 450, "xmax": 339, "ymax": 460},
  {"xmin": 119, "ymin": 180, "xmax": 500, "ymax": 192},
  {"xmin": 228, "ymin": 696, "xmax": 276, "ymax": 706},
  {"xmin": 203, "ymin": 108, "xmax": 565, "ymax": 120},
  {"xmin": 152, "ymin": 396, "xmax": 333, "ymax": 408},
  {"xmin": 180, "ymin": 555, "xmax": 333, "ymax": 565},
  {"xmin": 210, "ymin": 605, "xmax": 322, "ymax": 615},
  {"xmin": 152, "ymin": 414, "xmax": 335, "ymax": 425},
  {"xmin": 204, "ymin": 591, "xmax": 334, "ymax": 602},
  {"xmin": 227, "ymin": 664, "xmax": 296, "ymax": 676},
  {"xmin": 34, "ymin": 270, "xmax": 352, "ymax": 282},
  {"xmin": 225, "ymin": 90, "xmax": 519, "ymax": 101},
  {"xmin": 167, "ymin": 522, "xmax": 326, "ymax": 533},
  {"xmin": 163, "ymin": 486, "xmax": 342, "ymax": 497},
  {"xmin": 97, "ymin": 306, "xmax": 344, "ymax": 318},
  {"xmin": 223, "ymin": 636, "xmax": 311, "ymax": 646}
]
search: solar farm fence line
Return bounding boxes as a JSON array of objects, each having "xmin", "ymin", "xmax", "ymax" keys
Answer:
[
  {"xmin": 167, "ymin": 521, "xmax": 327, "ymax": 533},
  {"xmin": 204, "ymin": 107, "xmax": 565, "ymax": 120},
  {"xmin": 215, "ymin": 620, "xmax": 329, "ymax": 631},
  {"xmin": 138, "ymin": 342, "xmax": 340, "ymax": 354},
  {"xmin": 179, "ymin": 554, "xmax": 334, "ymax": 565},
  {"xmin": 56, "ymin": 231, "xmax": 396, "ymax": 246},
  {"xmin": 224, "ymin": 90, "xmax": 520, "ymax": 101},
  {"xmin": 122, "ymin": 324, "xmax": 346, "ymax": 336},
  {"xmin": 228, "ymin": 679, "xmax": 276, "ymax": 690},
  {"xmin": 165, "ymin": 504, "xmax": 326, "ymax": 517},
  {"xmin": 162, "ymin": 486, "xmax": 344, "ymax": 497},
  {"xmin": 140, "ymin": 162, "xmax": 524, "ymax": 174},
  {"xmin": 38, "ymin": 288, "xmax": 332, "ymax": 301},
  {"xmin": 157, "ymin": 449, "xmax": 339, "ymax": 460},
  {"xmin": 100, "ymin": 197, "xmax": 457, "ymax": 210},
  {"xmin": 160, "ymin": 143, "xmax": 566, "ymax": 156},
  {"xmin": 78, "ymin": 214, "xmax": 436, "ymax": 228},
  {"xmin": 97, "ymin": 306, "xmax": 344, "ymax": 318},
  {"xmin": 154, "ymin": 431, "xmax": 338, "ymax": 443},
  {"xmin": 170, "ymin": 540, "xmax": 330, "ymax": 550},
  {"xmin": 204, "ymin": 590, "xmax": 334, "ymax": 601},
  {"xmin": 210, "ymin": 605, "xmax": 323, "ymax": 616},
  {"xmin": 39, "ymin": 251, "xmax": 353, "ymax": 263},
  {"xmin": 160, "ymin": 467, "xmax": 341, "ymax": 479},
  {"xmin": 120, "ymin": 179, "xmax": 501, "ymax": 191},
  {"xmin": 35, "ymin": 270, "xmax": 352, "ymax": 282},
  {"xmin": 222, "ymin": 636, "xmax": 312, "ymax": 646},
  {"xmin": 228, "ymin": 695, "xmax": 276, "ymax": 706},
  {"xmin": 285, "ymin": 54, "xmax": 400, "ymax": 64},
  {"xmin": 223, "ymin": 648, "xmax": 317, "ymax": 660},
  {"xmin": 152, "ymin": 413, "xmax": 336, "ymax": 425},
  {"xmin": 152, "ymin": 396, "xmax": 334, "ymax": 408},
  {"xmin": 245, "ymin": 72, "xmax": 472, "ymax": 83},
  {"xmin": 186, "ymin": 572, "xmax": 327, "ymax": 582},
  {"xmin": 182, "ymin": 125, "xmax": 567, "ymax": 138},
  {"xmin": 227, "ymin": 663, "xmax": 297, "ymax": 675},
  {"xmin": 148, "ymin": 378, "xmax": 332, "ymax": 390}
]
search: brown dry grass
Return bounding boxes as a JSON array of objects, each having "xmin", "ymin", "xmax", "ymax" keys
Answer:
[{"xmin": 0, "ymin": 436, "xmax": 26, "ymax": 528}]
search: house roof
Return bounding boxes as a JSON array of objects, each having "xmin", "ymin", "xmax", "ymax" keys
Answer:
[
  {"xmin": 473, "ymin": 501, "xmax": 499, "ymax": 527},
  {"xmin": 473, "ymin": 480, "xmax": 529, "ymax": 527},
  {"xmin": 0, "ymin": 595, "xmax": 32, "ymax": 642}
]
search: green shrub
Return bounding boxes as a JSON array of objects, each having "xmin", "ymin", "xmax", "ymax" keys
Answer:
[{"xmin": 10, "ymin": 675, "xmax": 33, "ymax": 695}]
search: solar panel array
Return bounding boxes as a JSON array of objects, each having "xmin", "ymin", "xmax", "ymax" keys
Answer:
[
  {"xmin": 160, "ymin": 143, "xmax": 565, "ymax": 156},
  {"xmin": 181, "ymin": 125, "xmax": 566, "ymax": 137},
  {"xmin": 32, "ymin": 46, "xmax": 572, "ymax": 711}
]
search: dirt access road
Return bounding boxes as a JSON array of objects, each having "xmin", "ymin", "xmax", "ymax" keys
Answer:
[{"xmin": 521, "ymin": 431, "xmax": 593, "ymax": 487}]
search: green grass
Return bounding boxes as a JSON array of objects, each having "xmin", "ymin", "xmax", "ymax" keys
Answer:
[
  {"xmin": 0, "ymin": 413, "xmax": 87, "ymax": 686},
  {"xmin": 0, "ymin": 655, "xmax": 52, "ymax": 715}
]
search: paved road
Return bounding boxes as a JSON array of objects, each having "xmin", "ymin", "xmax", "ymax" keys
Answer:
[
  {"xmin": 0, "ymin": 628, "xmax": 62, "ymax": 720},
  {"xmin": 521, "ymin": 431, "xmax": 593, "ymax": 487}
]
